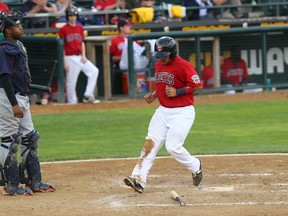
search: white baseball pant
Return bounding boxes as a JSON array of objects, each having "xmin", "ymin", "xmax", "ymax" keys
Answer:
[
  {"xmin": 65, "ymin": 55, "xmax": 99, "ymax": 104},
  {"xmin": 0, "ymin": 89, "xmax": 34, "ymax": 165},
  {"xmin": 131, "ymin": 105, "xmax": 200, "ymax": 188}
]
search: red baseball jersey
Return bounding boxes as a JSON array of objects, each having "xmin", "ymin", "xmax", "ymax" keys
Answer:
[
  {"xmin": 59, "ymin": 24, "xmax": 84, "ymax": 56},
  {"xmin": 221, "ymin": 58, "xmax": 248, "ymax": 84},
  {"xmin": 94, "ymin": 0, "xmax": 116, "ymax": 10},
  {"xmin": 155, "ymin": 56, "xmax": 202, "ymax": 108},
  {"xmin": 201, "ymin": 65, "xmax": 214, "ymax": 88},
  {"xmin": 109, "ymin": 36, "xmax": 125, "ymax": 63}
]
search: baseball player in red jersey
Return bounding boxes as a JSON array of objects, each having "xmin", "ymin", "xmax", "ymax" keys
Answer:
[
  {"xmin": 221, "ymin": 45, "xmax": 249, "ymax": 85},
  {"xmin": 124, "ymin": 36, "xmax": 203, "ymax": 193},
  {"xmin": 59, "ymin": 5, "xmax": 99, "ymax": 104},
  {"xmin": 201, "ymin": 65, "xmax": 214, "ymax": 88},
  {"xmin": 109, "ymin": 19, "xmax": 132, "ymax": 70}
]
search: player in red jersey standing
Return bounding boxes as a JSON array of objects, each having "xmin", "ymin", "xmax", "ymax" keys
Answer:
[
  {"xmin": 124, "ymin": 36, "xmax": 203, "ymax": 193},
  {"xmin": 109, "ymin": 19, "xmax": 132, "ymax": 70},
  {"xmin": 59, "ymin": 5, "xmax": 99, "ymax": 104}
]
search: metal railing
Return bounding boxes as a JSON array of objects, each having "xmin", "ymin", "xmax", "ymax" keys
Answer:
[{"xmin": 17, "ymin": 1, "xmax": 288, "ymax": 28}]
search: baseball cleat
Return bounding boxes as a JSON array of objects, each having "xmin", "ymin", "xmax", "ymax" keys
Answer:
[
  {"xmin": 192, "ymin": 160, "xmax": 203, "ymax": 186},
  {"xmin": 124, "ymin": 176, "xmax": 144, "ymax": 193},
  {"xmin": 26, "ymin": 182, "xmax": 56, "ymax": 193},
  {"xmin": 2, "ymin": 186, "xmax": 33, "ymax": 196},
  {"xmin": 83, "ymin": 96, "xmax": 100, "ymax": 104}
]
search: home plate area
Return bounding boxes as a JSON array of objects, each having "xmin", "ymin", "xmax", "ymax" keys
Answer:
[
  {"xmin": 1, "ymin": 154, "xmax": 287, "ymax": 216},
  {"xmin": 92, "ymin": 154, "xmax": 288, "ymax": 215}
]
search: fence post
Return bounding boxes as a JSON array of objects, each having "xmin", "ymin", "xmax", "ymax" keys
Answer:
[
  {"xmin": 127, "ymin": 37, "xmax": 137, "ymax": 98},
  {"xmin": 213, "ymin": 37, "xmax": 221, "ymax": 88},
  {"xmin": 261, "ymin": 32, "xmax": 268, "ymax": 91},
  {"xmin": 56, "ymin": 38, "xmax": 65, "ymax": 103},
  {"xmin": 195, "ymin": 36, "xmax": 201, "ymax": 77}
]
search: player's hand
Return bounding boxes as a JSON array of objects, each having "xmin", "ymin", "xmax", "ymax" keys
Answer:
[
  {"xmin": 165, "ymin": 85, "xmax": 177, "ymax": 97},
  {"xmin": 64, "ymin": 62, "xmax": 69, "ymax": 72},
  {"xmin": 144, "ymin": 92, "xmax": 156, "ymax": 104},
  {"xmin": 12, "ymin": 105, "xmax": 24, "ymax": 118},
  {"xmin": 81, "ymin": 56, "xmax": 88, "ymax": 64},
  {"xmin": 117, "ymin": 0, "xmax": 126, "ymax": 9},
  {"xmin": 37, "ymin": 0, "xmax": 47, "ymax": 7}
]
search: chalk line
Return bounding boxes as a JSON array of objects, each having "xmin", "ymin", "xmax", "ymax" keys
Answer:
[{"xmin": 41, "ymin": 153, "xmax": 288, "ymax": 165}]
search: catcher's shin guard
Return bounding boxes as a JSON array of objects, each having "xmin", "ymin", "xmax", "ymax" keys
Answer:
[
  {"xmin": 19, "ymin": 161, "xmax": 29, "ymax": 184},
  {"xmin": 20, "ymin": 130, "xmax": 42, "ymax": 190},
  {"xmin": 0, "ymin": 165, "xmax": 6, "ymax": 186},
  {"xmin": 0, "ymin": 133, "xmax": 22, "ymax": 195}
]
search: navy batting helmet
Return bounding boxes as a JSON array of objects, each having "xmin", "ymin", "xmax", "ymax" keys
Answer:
[
  {"xmin": 65, "ymin": 5, "xmax": 78, "ymax": 20},
  {"xmin": 153, "ymin": 36, "xmax": 177, "ymax": 59}
]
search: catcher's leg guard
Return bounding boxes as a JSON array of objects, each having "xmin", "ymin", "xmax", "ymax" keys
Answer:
[
  {"xmin": 20, "ymin": 130, "xmax": 42, "ymax": 190},
  {"xmin": 0, "ymin": 165, "xmax": 5, "ymax": 186},
  {"xmin": 0, "ymin": 133, "xmax": 22, "ymax": 195},
  {"xmin": 20, "ymin": 130, "xmax": 55, "ymax": 192}
]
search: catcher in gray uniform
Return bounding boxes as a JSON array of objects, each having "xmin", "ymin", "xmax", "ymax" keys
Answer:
[{"xmin": 0, "ymin": 10, "xmax": 55, "ymax": 196}]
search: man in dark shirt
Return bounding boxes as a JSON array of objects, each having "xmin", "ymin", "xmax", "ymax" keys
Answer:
[{"xmin": 0, "ymin": 10, "xmax": 55, "ymax": 195}]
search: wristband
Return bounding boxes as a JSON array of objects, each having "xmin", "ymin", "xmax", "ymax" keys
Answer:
[{"xmin": 176, "ymin": 88, "xmax": 186, "ymax": 95}]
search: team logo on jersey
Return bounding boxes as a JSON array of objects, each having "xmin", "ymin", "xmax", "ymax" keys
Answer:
[
  {"xmin": 191, "ymin": 75, "xmax": 200, "ymax": 84},
  {"xmin": 155, "ymin": 72, "xmax": 174, "ymax": 85}
]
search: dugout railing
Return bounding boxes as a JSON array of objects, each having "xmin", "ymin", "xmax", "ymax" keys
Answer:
[{"xmin": 12, "ymin": 1, "xmax": 288, "ymax": 29}]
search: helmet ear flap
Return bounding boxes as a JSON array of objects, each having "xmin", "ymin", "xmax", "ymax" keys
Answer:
[{"xmin": 169, "ymin": 51, "xmax": 177, "ymax": 59}]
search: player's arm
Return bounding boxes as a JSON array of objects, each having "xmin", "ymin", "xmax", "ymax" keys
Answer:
[
  {"xmin": 81, "ymin": 30, "xmax": 88, "ymax": 64},
  {"xmin": 165, "ymin": 85, "xmax": 202, "ymax": 97},
  {"xmin": 63, "ymin": 50, "xmax": 69, "ymax": 72},
  {"xmin": 166, "ymin": 65, "xmax": 203, "ymax": 97},
  {"xmin": 81, "ymin": 42, "xmax": 87, "ymax": 63},
  {"xmin": 176, "ymin": 85, "xmax": 202, "ymax": 95},
  {"xmin": 0, "ymin": 74, "xmax": 24, "ymax": 118}
]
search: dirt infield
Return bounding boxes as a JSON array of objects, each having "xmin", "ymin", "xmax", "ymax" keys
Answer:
[
  {"xmin": 1, "ymin": 91, "xmax": 287, "ymax": 216},
  {"xmin": 1, "ymin": 155, "xmax": 287, "ymax": 216}
]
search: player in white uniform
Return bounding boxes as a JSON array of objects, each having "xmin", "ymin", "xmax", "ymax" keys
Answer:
[
  {"xmin": 59, "ymin": 6, "xmax": 99, "ymax": 104},
  {"xmin": 124, "ymin": 36, "xmax": 203, "ymax": 193}
]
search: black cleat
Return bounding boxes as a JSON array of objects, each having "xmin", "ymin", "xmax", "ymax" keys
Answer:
[
  {"xmin": 192, "ymin": 160, "xmax": 203, "ymax": 186},
  {"xmin": 124, "ymin": 176, "xmax": 144, "ymax": 193}
]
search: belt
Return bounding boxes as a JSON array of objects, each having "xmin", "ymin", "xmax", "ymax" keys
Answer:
[
  {"xmin": 66, "ymin": 53, "xmax": 81, "ymax": 56},
  {"xmin": 162, "ymin": 105, "xmax": 191, "ymax": 108},
  {"xmin": 16, "ymin": 92, "xmax": 27, "ymax": 97}
]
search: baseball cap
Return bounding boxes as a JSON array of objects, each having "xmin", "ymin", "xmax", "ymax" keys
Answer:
[{"xmin": 117, "ymin": 19, "xmax": 132, "ymax": 29}]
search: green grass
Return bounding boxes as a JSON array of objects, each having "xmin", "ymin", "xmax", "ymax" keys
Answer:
[{"xmin": 33, "ymin": 100, "xmax": 288, "ymax": 162}]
